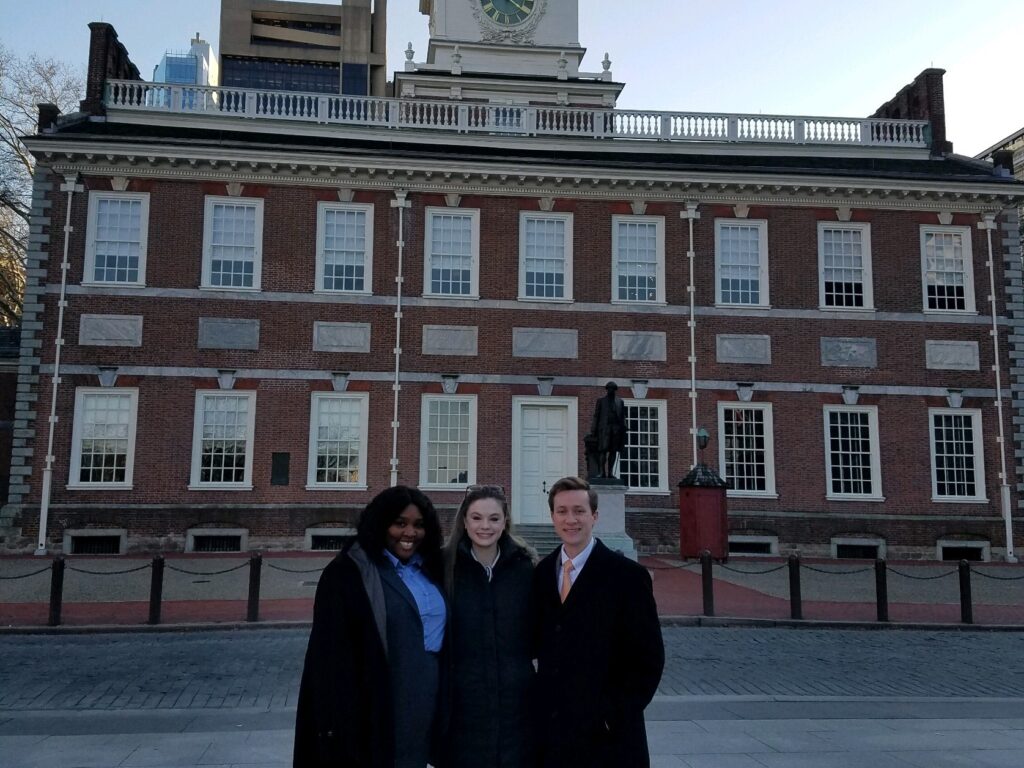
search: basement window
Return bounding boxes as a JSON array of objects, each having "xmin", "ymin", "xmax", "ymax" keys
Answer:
[
  {"xmin": 831, "ymin": 536, "xmax": 886, "ymax": 560},
  {"xmin": 728, "ymin": 534, "xmax": 778, "ymax": 557},
  {"xmin": 186, "ymin": 527, "xmax": 248, "ymax": 553},
  {"xmin": 305, "ymin": 527, "xmax": 356, "ymax": 551},
  {"xmin": 937, "ymin": 539, "xmax": 989, "ymax": 562},
  {"xmin": 63, "ymin": 528, "xmax": 125, "ymax": 555}
]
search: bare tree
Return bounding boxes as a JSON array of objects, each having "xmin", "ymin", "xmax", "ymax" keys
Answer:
[{"xmin": 0, "ymin": 43, "xmax": 84, "ymax": 325}]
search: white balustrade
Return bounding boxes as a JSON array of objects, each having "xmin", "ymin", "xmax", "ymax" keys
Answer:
[{"xmin": 104, "ymin": 80, "xmax": 929, "ymax": 149}]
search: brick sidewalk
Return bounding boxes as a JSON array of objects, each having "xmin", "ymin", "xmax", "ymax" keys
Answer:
[{"xmin": 3, "ymin": 552, "xmax": 1024, "ymax": 628}]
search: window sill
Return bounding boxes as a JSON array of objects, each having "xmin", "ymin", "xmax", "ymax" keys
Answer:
[
  {"xmin": 313, "ymin": 289, "xmax": 372, "ymax": 297},
  {"xmin": 418, "ymin": 483, "xmax": 473, "ymax": 492},
  {"xmin": 931, "ymin": 496, "xmax": 989, "ymax": 504},
  {"xmin": 726, "ymin": 491, "xmax": 779, "ymax": 499},
  {"xmin": 305, "ymin": 484, "xmax": 368, "ymax": 491},
  {"xmin": 826, "ymin": 494, "xmax": 886, "ymax": 502},
  {"xmin": 517, "ymin": 295, "xmax": 574, "ymax": 304},
  {"xmin": 818, "ymin": 305, "xmax": 875, "ymax": 313},
  {"xmin": 610, "ymin": 299, "xmax": 667, "ymax": 306},
  {"xmin": 66, "ymin": 483, "xmax": 134, "ymax": 491},
  {"xmin": 625, "ymin": 488, "xmax": 670, "ymax": 496},
  {"xmin": 187, "ymin": 484, "xmax": 254, "ymax": 491},
  {"xmin": 922, "ymin": 309, "xmax": 979, "ymax": 316},
  {"xmin": 715, "ymin": 303, "xmax": 772, "ymax": 310},
  {"xmin": 422, "ymin": 294, "xmax": 479, "ymax": 301},
  {"xmin": 81, "ymin": 281, "xmax": 146, "ymax": 289},
  {"xmin": 198, "ymin": 285, "xmax": 262, "ymax": 293}
]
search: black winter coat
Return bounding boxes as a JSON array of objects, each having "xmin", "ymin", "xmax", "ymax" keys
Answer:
[{"xmin": 443, "ymin": 534, "xmax": 536, "ymax": 768}]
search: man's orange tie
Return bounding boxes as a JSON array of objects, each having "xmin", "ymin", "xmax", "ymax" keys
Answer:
[{"xmin": 560, "ymin": 558, "xmax": 575, "ymax": 603}]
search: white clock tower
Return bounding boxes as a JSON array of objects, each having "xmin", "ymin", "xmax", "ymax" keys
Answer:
[{"xmin": 397, "ymin": 0, "xmax": 622, "ymax": 107}]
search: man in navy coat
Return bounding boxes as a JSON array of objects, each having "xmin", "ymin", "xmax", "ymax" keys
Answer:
[{"xmin": 531, "ymin": 476, "xmax": 665, "ymax": 768}]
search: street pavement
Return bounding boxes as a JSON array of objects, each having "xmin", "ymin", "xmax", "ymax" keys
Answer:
[{"xmin": 2, "ymin": 626, "xmax": 1024, "ymax": 767}]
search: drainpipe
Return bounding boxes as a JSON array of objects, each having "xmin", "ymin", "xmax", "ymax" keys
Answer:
[
  {"xmin": 36, "ymin": 174, "xmax": 83, "ymax": 555},
  {"xmin": 388, "ymin": 190, "xmax": 410, "ymax": 487},
  {"xmin": 680, "ymin": 202, "xmax": 701, "ymax": 468},
  {"xmin": 981, "ymin": 212, "xmax": 1016, "ymax": 562}
]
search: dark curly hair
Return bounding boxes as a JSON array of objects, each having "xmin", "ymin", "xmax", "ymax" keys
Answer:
[{"xmin": 355, "ymin": 485, "xmax": 443, "ymax": 580}]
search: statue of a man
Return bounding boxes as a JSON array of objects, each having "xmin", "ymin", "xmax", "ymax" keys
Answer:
[{"xmin": 587, "ymin": 381, "xmax": 628, "ymax": 480}]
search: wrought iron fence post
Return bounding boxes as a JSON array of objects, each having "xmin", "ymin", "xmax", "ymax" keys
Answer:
[
  {"xmin": 47, "ymin": 556, "xmax": 65, "ymax": 627},
  {"xmin": 148, "ymin": 556, "xmax": 165, "ymax": 625},
  {"xmin": 700, "ymin": 550, "xmax": 714, "ymax": 617},
  {"xmin": 247, "ymin": 553, "xmax": 263, "ymax": 623},
  {"xmin": 958, "ymin": 560, "xmax": 973, "ymax": 625},
  {"xmin": 875, "ymin": 558, "xmax": 889, "ymax": 622},
  {"xmin": 788, "ymin": 554, "xmax": 802, "ymax": 620}
]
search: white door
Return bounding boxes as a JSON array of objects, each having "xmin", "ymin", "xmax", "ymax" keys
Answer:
[{"xmin": 513, "ymin": 400, "xmax": 576, "ymax": 524}]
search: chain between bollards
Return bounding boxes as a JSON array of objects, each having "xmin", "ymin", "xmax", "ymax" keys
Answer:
[
  {"xmin": 958, "ymin": 559, "xmax": 973, "ymax": 625},
  {"xmin": 148, "ymin": 556, "xmax": 165, "ymax": 625},
  {"xmin": 47, "ymin": 556, "xmax": 65, "ymax": 627},
  {"xmin": 874, "ymin": 558, "xmax": 889, "ymax": 622},
  {"xmin": 246, "ymin": 553, "xmax": 263, "ymax": 622},
  {"xmin": 699, "ymin": 550, "xmax": 714, "ymax": 617},
  {"xmin": 788, "ymin": 554, "xmax": 802, "ymax": 620}
]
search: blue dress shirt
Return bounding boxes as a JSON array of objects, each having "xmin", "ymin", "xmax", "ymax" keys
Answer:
[{"xmin": 383, "ymin": 550, "xmax": 446, "ymax": 652}]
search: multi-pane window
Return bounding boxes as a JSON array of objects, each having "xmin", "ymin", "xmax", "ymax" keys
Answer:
[
  {"xmin": 930, "ymin": 409, "xmax": 985, "ymax": 500},
  {"xmin": 823, "ymin": 406, "xmax": 882, "ymax": 499},
  {"xmin": 520, "ymin": 213, "xmax": 572, "ymax": 300},
  {"xmin": 202, "ymin": 197, "xmax": 263, "ymax": 290},
  {"xmin": 68, "ymin": 388, "xmax": 138, "ymax": 488},
  {"xmin": 84, "ymin": 192, "xmax": 149, "ymax": 285},
  {"xmin": 189, "ymin": 391, "xmax": 256, "ymax": 488},
  {"xmin": 719, "ymin": 403, "xmax": 776, "ymax": 495},
  {"xmin": 420, "ymin": 395, "xmax": 477, "ymax": 487},
  {"xmin": 921, "ymin": 226, "xmax": 975, "ymax": 313},
  {"xmin": 307, "ymin": 393, "xmax": 368, "ymax": 487},
  {"xmin": 621, "ymin": 400, "xmax": 668, "ymax": 492},
  {"xmin": 424, "ymin": 208, "xmax": 479, "ymax": 298},
  {"xmin": 612, "ymin": 216, "xmax": 664, "ymax": 303},
  {"xmin": 819, "ymin": 223, "xmax": 873, "ymax": 309},
  {"xmin": 716, "ymin": 220, "xmax": 769, "ymax": 306},
  {"xmin": 317, "ymin": 203, "xmax": 373, "ymax": 293}
]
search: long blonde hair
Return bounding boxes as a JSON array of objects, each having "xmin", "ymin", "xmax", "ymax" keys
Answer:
[{"xmin": 442, "ymin": 485, "xmax": 535, "ymax": 598}]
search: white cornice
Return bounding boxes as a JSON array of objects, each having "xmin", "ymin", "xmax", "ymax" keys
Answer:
[{"xmin": 25, "ymin": 137, "xmax": 1023, "ymax": 211}]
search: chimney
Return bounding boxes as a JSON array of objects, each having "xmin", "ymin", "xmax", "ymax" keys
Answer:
[
  {"xmin": 79, "ymin": 22, "xmax": 142, "ymax": 116},
  {"xmin": 871, "ymin": 68, "xmax": 952, "ymax": 156}
]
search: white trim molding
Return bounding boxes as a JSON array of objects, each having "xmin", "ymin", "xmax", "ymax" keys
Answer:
[
  {"xmin": 305, "ymin": 392, "xmax": 370, "ymax": 490},
  {"xmin": 715, "ymin": 218, "xmax": 770, "ymax": 308},
  {"xmin": 189, "ymin": 390, "xmax": 257, "ymax": 490},
  {"xmin": 83, "ymin": 191, "xmax": 150, "ymax": 287},
  {"xmin": 315, "ymin": 201, "xmax": 374, "ymax": 295},
  {"xmin": 67, "ymin": 387, "xmax": 139, "ymax": 490}
]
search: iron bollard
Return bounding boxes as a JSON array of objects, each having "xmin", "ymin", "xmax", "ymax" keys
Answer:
[
  {"xmin": 247, "ymin": 553, "xmax": 263, "ymax": 622},
  {"xmin": 958, "ymin": 559, "xmax": 973, "ymax": 625},
  {"xmin": 875, "ymin": 558, "xmax": 889, "ymax": 623},
  {"xmin": 788, "ymin": 554, "xmax": 802, "ymax": 620},
  {"xmin": 700, "ymin": 549, "xmax": 714, "ymax": 617},
  {"xmin": 48, "ymin": 556, "xmax": 65, "ymax": 627},
  {"xmin": 148, "ymin": 556, "xmax": 165, "ymax": 625}
]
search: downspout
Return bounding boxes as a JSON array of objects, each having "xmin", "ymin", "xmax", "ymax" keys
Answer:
[
  {"xmin": 681, "ymin": 202, "xmax": 701, "ymax": 467},
  {"xmin": 981, "ymin": 212, "xmax": 1017, "ymax": 562},
  {"xmin": 389, "ymin": 190, "xmax": 410, "ymax": 487},
  {"xmin": 36, "ymin": 174, "xmax": 83, "ymax": 555}
]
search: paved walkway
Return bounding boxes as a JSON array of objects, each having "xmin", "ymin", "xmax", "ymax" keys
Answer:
[
  {"xmin": 3, "ymin": 552, "xmax": 1024, "ymax": 628},
  {"xmin": 2, "ymin": 627, "xmax": 1024, "ymax": 767}
]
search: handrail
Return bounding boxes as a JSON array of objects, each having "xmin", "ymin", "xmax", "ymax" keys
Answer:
[{"xmin": 104, "ymin": 80, "xmax": 930, "ymax": 148}]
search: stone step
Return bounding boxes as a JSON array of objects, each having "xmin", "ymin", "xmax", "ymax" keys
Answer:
[{"xmin": 514, "ymin": 524, "xmax": 562, "ymax": 557}]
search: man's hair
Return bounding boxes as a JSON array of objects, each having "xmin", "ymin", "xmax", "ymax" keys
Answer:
[{"xmin": 547, "ymin": 475, "xmax": 599, "ymax": 513}]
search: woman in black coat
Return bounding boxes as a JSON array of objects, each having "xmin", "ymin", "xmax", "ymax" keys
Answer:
[
  {"xmin": 294, "ymin": 485, "xmax": 447, "ymax": 768},
  {"xmin": 441, "ymin": 485, "xmax": 537, "ymax": 768}
]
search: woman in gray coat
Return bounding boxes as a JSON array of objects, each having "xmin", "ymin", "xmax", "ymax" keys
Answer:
[{"xmin": 441, "ymin": 485, "xmax": 537, "ymax": 768}]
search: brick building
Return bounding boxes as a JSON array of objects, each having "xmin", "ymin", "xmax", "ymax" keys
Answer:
[{"xmin": 4, "ymin": 0, "xmax": 1024, "ymax": 559}]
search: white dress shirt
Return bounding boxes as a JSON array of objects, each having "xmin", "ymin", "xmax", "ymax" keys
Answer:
[{"xmin": 557, "ymin": 535, "xmax": 597, "ymax": 593}]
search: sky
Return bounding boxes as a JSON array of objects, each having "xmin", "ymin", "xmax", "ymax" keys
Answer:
[{"xmin": 1, "ymin": 0, "xmax": 1020, "ymax": 157}]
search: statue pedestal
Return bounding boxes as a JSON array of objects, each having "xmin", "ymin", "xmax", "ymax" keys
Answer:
[{"xmin": 592, "ymin": 483, "xmax": 638, "ymax": 561}]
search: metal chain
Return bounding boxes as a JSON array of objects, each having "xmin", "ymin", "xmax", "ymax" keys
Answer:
[
  {"xmin": 265, "ymin": 562, "xmax": 328, "ymax": 574},
  {"xmin": 65, "ymin": 563, "xmax": 153, "ymax": 576},
  {"xmin": 164, "ymin": 561, "xmax": 250, "ymax": 576},
  {"xmin": 887, "ymin": 566, "xmax": 957, "ymax": 580},
  {"xmin": 717, "ymin": 563, "xmax": 789, "ymax": 575},
  {"xmin": 802, "ymin": 564, "xmax": 873, "ymax": 576},
  {"xmin": 972, "ymin": 569, "xmax": 1024, "ymax": 582},
  {"xmin": 0, "ymin": 565, "xmax": 53, "ymax": 580}
]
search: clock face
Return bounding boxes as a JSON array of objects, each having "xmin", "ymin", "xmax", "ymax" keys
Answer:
[{"xmin": 480, "ymin": 0, "xmax": 536, "ymax": 26}]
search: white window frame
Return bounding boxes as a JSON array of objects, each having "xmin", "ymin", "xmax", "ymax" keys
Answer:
[
  {"xmin": 518, "ymin": 211, "xmax": 573, "ymax": 302},
  {"xmin": 611, "ymin": 215, "xmax": 665, "ymax": 304},
  {"xmin": 306, "ymin": 392, "xmax": 370, "ymax": 490},
  {"xmin": 201, "ymin": 196, "xmax": 264, "ymax": 291},
  {"xmin": 189, "ymin": 390, "xmax": 257, "ymax": 490},
  {"xmin": 423, "ymin": 207, "xmax": 480, "ymax": 299},
  {"xmin": 715, "ymin": 219, "xmax": 770, "ymax": 308},
  {"xmin": 929, "ymin": 407, "xmax": 986, "ymax": 502},
  {"xmin": 621, "ymin": 398, "xmax": 669, "ymax": 494},
  {"xmin": 822, "ymin": 405, "xmax": 883, "ymax": 501},
  {"xmin": 818, "ymin": 222, "xmax": 873, "ymax": 311},
  {"xmin": 84, "ymin": 191, "xmax": 150, "ymax": 287},
  {"xmin": 67, "ymin": 387, "xmax": 139, "ymax": 490},
  {"xmin": 315, "ymin": 202, "xmax": 373, "ymax": 295},
  {"xmin": 920, "ymin": 225, "xmax": 976, "ymax": 314},
  {"xmin": 418, "ymin": 394, "xmax": 478, "ymax": 489},
  {"xmin": 936, "ymin": 538, "xmax": 991, "ymax": 562},
  {"xmin": 718, "ymin": 402, "xmax": 777, "ymax": 497}
]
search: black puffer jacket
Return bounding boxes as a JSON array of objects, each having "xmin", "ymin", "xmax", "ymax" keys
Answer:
[{"xmin": 444, "ymin": 534, "xmax": 536, "ymax": 768}]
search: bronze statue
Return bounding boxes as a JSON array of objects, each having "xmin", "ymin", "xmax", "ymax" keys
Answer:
[{"xmin": 585, "ymin": 381, "xmax": 628, "ymax": 482}]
